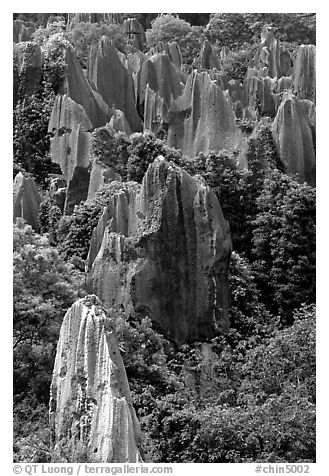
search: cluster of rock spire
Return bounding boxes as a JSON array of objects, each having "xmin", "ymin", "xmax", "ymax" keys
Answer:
[{"xmin": 13, "ymin": 15, "xmax": 316, "ymax": 462}]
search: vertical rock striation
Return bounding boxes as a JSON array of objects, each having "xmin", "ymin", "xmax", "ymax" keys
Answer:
[
  {"xmin": 166, "ymin": 71, "xmax": 242, "ymax": 158},
  {"xmin": 48, "ymin": 94, "xmax": 92, "ymax": 213},
  {"xmin": 293, "ymin": 45, "xmax": 316, "ymax": 103},
  {"xmin": 87, "ymin": 38, "xmax": 143, "ymax": 132},
  {"xmin": 13, "ymin": 172, "xmax": 42, "ymax": 232},
  {"xmin": 87, "ymin": 158, "xmax": 232, "ymax": 344},
  {"xmin": 272, "ymin": 93, "xmax": 316, "ymax": 185},
  {"xmin": 50, "ymin": 295, "xmax": 143, "ymax": 462}
]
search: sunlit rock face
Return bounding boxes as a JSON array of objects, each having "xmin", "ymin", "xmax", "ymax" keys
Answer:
[
  {"xmin": 50, "ymin": 295, "xmax": 143, "ymax": 463},
  {"xmin": 13, "ymin": 172, "xmax": 42, "ymax": 232},
  {"xmin": 87, "ymin": 157, "xmax": 232, "ymax": 344},
  {"xmin": 166, "ymin": 71, "xmax": 242, "ymax": 158},
  {"xmin": 87, "ymin": 38, "xmax": 143, "ymax": 133},
  {"xmin": 272, "ymin": 92, "xmax": 316, "ymax": 186},
  {"xmin": 293, "ymin": 45, "xmax": 316, "ymax": 103}
]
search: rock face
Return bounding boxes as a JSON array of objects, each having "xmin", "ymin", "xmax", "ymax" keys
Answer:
[
  {"xmin": 293, "ymin": 45, "xmax": 316, "ymax": 103},
  {"xmin": 67, "ymin": 13, "xmax": 117, "ymax": 28},
  {"xmin": 88, "ymin": 163, "xmax": 122, "ymax": 201},
  {"xmin": 48, "ymin": 95, "xmax": 92, "ymax": 213},
  {"xmin": 244, "ymin": 74, "xmax": 276, "ymax": 117},
  {"xmin": 143, "ymin": 85, "xmax": 167, "ymax": 135},
  {"xmin": 87, "ymin": 157, "xmax": 232, "ymax": 344},
  {"xmin": 13, "ymin": 20, "xmax": 35, "ymax": 43},
  {"xmin": 252, "ymin": 27, "xmax": 292, "ymax": 79},
  {"xmin": 272, "ymin": 93, "xmax": 316, "ymax": 185},
  {"xmin": 123, "ymin": 18, "xmax": 146, "ymax": 51},
  {"xmin": 164, "ymin": 42, "xmax": 182, "ymax": 70},
  {"xmin": 87, "ymin": 38, "xmax": 143, "ymax": 132},
  {"xmin": 166, "ymin": 71, "xmax": 242, "ymax": 158},
  {"xmin": 49, "ymin": 295, "xmax": 143, "ymax": 463},
  {"xmin": 201, "ymin": 40, "xmax": 221, "ymax": 70},
  {"xmin": 136, "ymin": 59, "xmax": 159, "ymax": 118},
  {"xmin": 13, "ymin": 172, "xmax": 42, "ymax": 231},
  {"xmin": 61, "ymin": 48, "xmax": 111, "ymax": 129},
  {"xmin": 150, "ymin": 53, "xmax": 183, "ymax": 107},
  {"xmin": 109, "ymin": 109, "xmax": 132, "ymax": 135}
]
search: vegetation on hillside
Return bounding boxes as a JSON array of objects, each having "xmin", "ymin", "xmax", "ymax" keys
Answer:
[{"xmin": 13, "ymin": 12, "xmax": 316, "ymax": 464}]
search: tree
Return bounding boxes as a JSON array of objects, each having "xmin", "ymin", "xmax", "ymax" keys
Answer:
[
  {"xmin": 146, "ymin": 14, "xmax": 205, "ymax": 69},
  {"xmin": 206, "ymin": 14, "xmax": 253, "ymax": 50},
  {"xmin": 251, "ymin": 170, "xmax": 316, "ymax": 319},
  {"xmin": 13, "ymin": 219, "xmax": 84, "ymax": 461}
]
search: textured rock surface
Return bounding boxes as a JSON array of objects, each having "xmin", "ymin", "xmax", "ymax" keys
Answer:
[
  {"xmin": 166, "ymin": 71, "xmax": 242, "ymax": 157},
  {"xmin": 123, "ymin": 18, "xmax": 146, "ymax": 51},
  {"xmin": 88, "ymin": 163, "xmax": 122, "ymax": 201},
  {"xmin": 67, "ymin": 13, "xmax": 118, "ymax": 28},
  {"xmin": 48, "ymin": 95, "xmax": 92, "ymax": 213},
  {"xmin": 143, "ymin": 85, "xmax": 167, "ymax": 135},
  {"xmin": 61, "ymin": 48, "xmax": 111, "ymax": 128},
  {"xmin": 272, "ymin": 93, "xmax": 315, "ymax": 185},
  {"xmin": 13, "ymin": 20, "xmax": 35, "ymax": 43},
  {"xmin": 136, "ymin": 59, "xmax": 159, "ymax": 118},
  {"xmin": 49, "ymin": 295, "xmax": 143, "ymax": 463},
  {"xmin": 165, "ymin": 42, "xmax": 182, "ymax": 70},
  {"xmin": 293, "ymin": 45, "xmax": 316, "ymax": 102},
  {"xmin": 251, "ymin": 27, "xmax": 292, "ymax": 79},
  {"xmin": 109, "ymin": 110, "xmax": 132, "ymax": 135},
  {"xmin": 244, "ymin": 74, "xmax": 276, "ymax": 117},
  {"xmin": 87, "ymin": 158, "xmax": 232, "ymax": 344},
  {"xmin": 48, "ymin": 95, "xmax": 92, "ymax": 181},
  {"xmin": 13, "ymin": 172, "xmax": 42, "ymax": 231},
  {"xmin": 150, "ymin": 53, "xmax": 183, "ymax": 107},
  {"xmin": 87, "ymin": 38, "xmax": 143, "ymax": 132},
  {"xmin": 201, "ymin": 40, "xmax": 221, "ymax": 70}
]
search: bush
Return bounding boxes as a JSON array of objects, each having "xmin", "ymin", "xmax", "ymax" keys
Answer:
[
  {"xmin": 146, "ymin": 14, "xmax": 205, "ymax": 69},
  {"xmin": 57, "ymin": 182, "xmax": 140, "ymax": 270},
  {"xmin": 206, "ymin": 14, "xmax": 253, "ymax": 50},
  {"xmin": 66, "ymin": 22, "xmax": 127, "ymax": 67},
  {"xmin": 251, "ymin": 171, "xmax": 316, "ymax": 319},
  {"xmin": 220, "ymin": 43, "xmax": 257, "ymax": 82},
  {"xmin": 13, "ymin": 219, "xmax": 84, "ymax": 462}
]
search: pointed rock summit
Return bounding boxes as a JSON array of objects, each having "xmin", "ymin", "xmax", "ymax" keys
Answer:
[
  {"xmin": 87, "ymin": 38, "xmax": 143, "ymax": 133},
  {"xmin": 50, "ymin": 295, "xmax": 143, "ymax": 463},
  {"xmin": 13, "ymin": 172, "xmax": 42, "ymax": 232},
  {"xmin": 272, "ymin": 93, "xmax": 316, "ymax": 185},
  {"xmin": 166, "ymin": 71, "xmax": 242, "ymax": 157},
  {"xmin": 293, "ymin": 45, "xmax": 316, "ymax": 103},
  {"xmin": 87, "ymin": 157, "xmax": 232, "ymax": 344}
]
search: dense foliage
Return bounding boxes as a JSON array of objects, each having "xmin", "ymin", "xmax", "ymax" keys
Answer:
[
  {"xmin": 13, "ymin": 219, "xmax": 84, "ymax": 462},
  {"xmin": 145, "ymin": 14, "xmax": 205, "ymax": 69},
  {"xmin": 13, "ymin": 12, "xmax": 316, "ymax": 464}
]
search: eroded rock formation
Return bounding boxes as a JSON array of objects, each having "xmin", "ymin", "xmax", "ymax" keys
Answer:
[
  {"xmin": 50, "ymin": 295, "xmax": 143, "ymax": 463},
  {"xmin": 293, "ymin": 45, "xmax": 316, "ymax": 103},
  {"xmin": 87, "ymin": 38, "xmax": 143, "ymax": 132},
  {"xmin": 272, "ymin": 93, "xmax": 316, "ymax": 185},
  {"xmin": 150, "ymin": 52, "xmax": 183, "ymax": 107},
  {"xmin": 61, "ymin": 48, "xmax": 111, "ymax": 129},
  {"xmin": 87, "ymin": 157, "xmax": 232, "ymax": 344},
  {"xmin": 13, "ymin": 20, "xmax": 35, "ymax": 43},
  {"xmin": 13, "ymin": 172, "xmax": 42, "ymax": 231},
  {"xmin": 109, "ymin": 109, "xmax": 132, "ymax": 135},
  {"xmin": 123, "ymin": 18, "xmax": 146, "ymax": 51},
  {"xmin": 166, "ymin": 71, "xmax": 242, "ymax": 157},
  {"xmin": 48, "ymin": 94, "xmax": 92, "ymax": 213},
  {"xmin": 201, "ymin": 40, "xmax": 221, "ymax": 71},
  {"xmin": 252, "ymin": 26, "xmax": 292, "ymax": 79}
]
